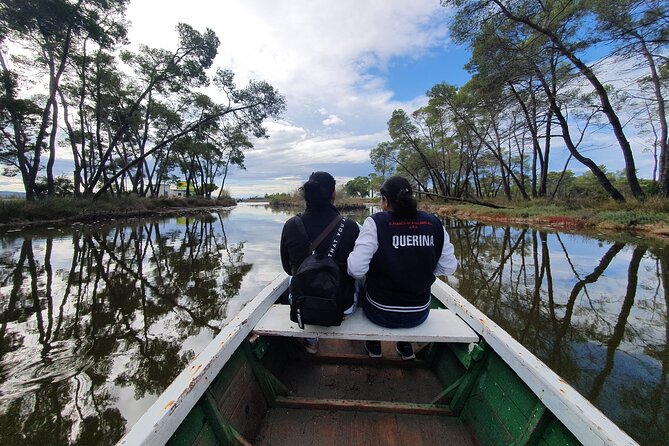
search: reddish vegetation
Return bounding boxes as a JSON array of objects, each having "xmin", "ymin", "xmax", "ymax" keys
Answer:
[{"xmin": 427, "ymin": 204, "xmax": 669, "ymax": 242}]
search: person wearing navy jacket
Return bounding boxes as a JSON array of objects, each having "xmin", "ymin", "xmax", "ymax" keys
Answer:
[{"xmin": 347, "ymin": 176, "xmax": 457, "ymax": 360}]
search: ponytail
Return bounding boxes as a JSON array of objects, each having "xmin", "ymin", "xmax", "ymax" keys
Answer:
[{"xmin": 380, "ymin": 176, "xmax": 417, "ymax": 218}]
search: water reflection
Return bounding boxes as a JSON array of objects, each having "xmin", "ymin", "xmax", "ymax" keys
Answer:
[
  {"xmin": 447, "ymin": 220, "xmax": 668, "ymax": 445},
  {"xmin": 0, "ymin": 207, "xmax": 666, "ymax": 445},
  {"xmin": 0, "ymin": 210, "xmax": 260, "ymax": 445}
]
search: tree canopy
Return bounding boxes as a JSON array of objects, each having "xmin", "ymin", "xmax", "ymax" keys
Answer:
[
  {"xmin": 0, "ymin": 0, "xmax": 285, "ymax": 200},
  {"xmin": 367, "ymin": 0, "xmax": 668, "ymax": 202}
]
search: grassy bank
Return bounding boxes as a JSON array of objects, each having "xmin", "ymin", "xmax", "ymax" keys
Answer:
[
  {"xmin": 0, "ymin": 195, "xmax": 237, "ymax": 229},
  {"xmin": 426, "ymin": 197, "xmax": 669, "ymax": 238}
]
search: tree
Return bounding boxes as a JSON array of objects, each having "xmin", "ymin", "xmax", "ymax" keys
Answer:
[
  {"xmin": 0, "ymin": 0, "xmax": 128, "ymax": 200},
  {"xmin": 345, "ymin": 176, "xmax": 371, "ymax": 197},
  {"xmin": 1, "ymin": 4, "xmax": 286, "ymax": 201},
  {"xmin": 369, "ymin": 142, "xmax": 396, "ymax": 180},
  {"xmin": 441, "ymin": 0, "xmax": 646, "ymax": 200},
  {"xmin": 590, "ymin": 0, "xmax": 669, "ymax": 195}
]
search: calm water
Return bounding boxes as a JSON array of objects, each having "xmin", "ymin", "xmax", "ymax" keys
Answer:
[{"xmin": 0, "ymin": 204, "xmax": 666, "ymax": 445}]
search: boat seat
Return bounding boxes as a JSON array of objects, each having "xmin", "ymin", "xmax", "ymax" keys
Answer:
[{"xmin": 253, "ymin": 305, "xmax": 479, "ymax": 343}]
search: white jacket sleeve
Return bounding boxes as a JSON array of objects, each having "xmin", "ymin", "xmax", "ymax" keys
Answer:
[
  {"xmin": 433, "ymin": 227, "xmax": 457, "ymax": 276},
  {"xmin": 346, "ymin": 217, "xmax": 378, "ymax": 279}
]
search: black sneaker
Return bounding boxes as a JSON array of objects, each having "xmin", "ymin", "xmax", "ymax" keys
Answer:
[
  {"xmin": 396, "ymin": 342, "xmax": 415, "ymax": 360},
  {"xmin": 365, "ymin": 340, "xmax": 382, "ymax": 358}
]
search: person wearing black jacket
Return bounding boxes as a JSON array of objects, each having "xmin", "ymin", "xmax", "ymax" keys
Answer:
[{"xmin": 280, "ymin": 171, "xmax": 360, "ymax": 353}]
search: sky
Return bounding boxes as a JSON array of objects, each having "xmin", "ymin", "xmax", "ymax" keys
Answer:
[
  {"xmin": 127, "ymin": 0, "xmax": 470, "ymax": 197},
  {"xmin": 0, "ymin": 0, "xmax": 657, "ymax": 197}
]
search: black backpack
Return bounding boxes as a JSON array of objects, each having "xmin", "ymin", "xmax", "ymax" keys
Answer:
[{"xmin": 289, "ymin": 215, "xmax": 346, "ymax": 329}]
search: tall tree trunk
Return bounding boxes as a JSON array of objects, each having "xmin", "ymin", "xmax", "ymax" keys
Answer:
[
  {"xmin": 492, "ymin": 0, "xmax": 645, "ymax": 199},
  {"xmin": 634, "ymin": 36, "xmax": 668, "ymax": 196},
  {"xmin": 46, "ymin": 96, "xmax": 58, "ymax": 195},
  {"xmin": 534, "ymin": 65, "xmax": 625, "ymax": 201}
]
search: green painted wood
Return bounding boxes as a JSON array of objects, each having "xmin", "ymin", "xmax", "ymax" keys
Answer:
[
  {"xmin": 511, "ymin": 400, "xmax": 549, "ymax": 446},
  {"xmin": 449, "ymin": 355, "xmax": 487, "ymax": 415},
  {"xmin": 461, "ymin": 393, "xmax": 515, "ymax": 446},
  {"xmin": 430, "ymin": 344, "xmax": 467, "ymax": 387},
  {"xmin": 191, "ymin": 422, "xmax": 218, "ymax": 446},
  {"xmin": 476, "ymin": 370, "xmax": 530, "ymax": 439},
  {"xmin": 200, "ymin": 390, "xmax": 250, "ymax": 446},
  {"xmin": 242, "ymin": 341, "xmax": 290, "ymax": 404},
  {"xmin": 250, "ymin": 336, "xmax": 269, "ymax": 360},
  {"xmin": 430, "ymin": 374, "xmax": 465, "ymax": 404},
  {"xmin": 169, "ymin": 347, "xmax": 256, "ymax": 446},
  {"xmin": 168, "ymin": 404, "xmax": 209, "ymax": 446},
  {"xmin": 209, "ymin": 349, "xmax": 246, "ymax": 404},
  {"xmin": 448, "ymin": 342, "xmax": 485, "ymax": 370},
  {"xmin": 484, "ymin": 354, "xmax": 538, "ymax": 417},
  {"xmin": 537, "ymin": 417, "xmax": 580, "ymax": 446},
  {"xmin": 456, "ymin": 349, "xmax": 583, "ymax": 446}
]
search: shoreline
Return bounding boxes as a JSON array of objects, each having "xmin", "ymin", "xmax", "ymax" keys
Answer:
[
  {"xmin": 3, "ymin": 198, "xmax": 669, "ymax": 245},
  {"xmin": 0, "ymin": 206, "xmax": 235, "ymax": 231},
  {"xmin": 0, "ymin": 197, "xmax": 236, "ymax": 233},
  {"xmin": 427, "ymin": 203, "xmax": 669, "ymax": 244}
]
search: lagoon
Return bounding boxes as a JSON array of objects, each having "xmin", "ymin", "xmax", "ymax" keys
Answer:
[{"xmin": 0, "ymin": 203, "xmax": 666, "ymax": 445}]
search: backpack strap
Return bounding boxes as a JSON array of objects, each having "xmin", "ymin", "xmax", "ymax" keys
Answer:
[
  {"xmin": 326, "ymin": 218, "xmax": 346, "ymax": 258},
  {"xmin": 295, "ymin": 214, "xmax": 342, "ymax": 254}
]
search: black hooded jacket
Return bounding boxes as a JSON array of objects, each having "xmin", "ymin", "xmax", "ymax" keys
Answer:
[{"xmin": 280, "ymin": 204, "xmax": 360, "ymax": 310}]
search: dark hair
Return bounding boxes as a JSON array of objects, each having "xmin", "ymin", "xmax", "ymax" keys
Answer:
[
  {"xmin": 380, "ymin": 176, "xmax": 417, "ymax": 218},
  {"xmin": 302, "ymin": 171, "xmax": 336, "ymax": 208}
]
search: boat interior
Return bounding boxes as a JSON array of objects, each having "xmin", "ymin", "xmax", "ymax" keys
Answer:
[{"xmin": 167, "ymin": 301, "xmax": 581, "ymax": 446}]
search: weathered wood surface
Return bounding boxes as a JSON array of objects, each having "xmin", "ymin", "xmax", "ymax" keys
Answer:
[
  {"xmin": 116, "ymin": 275, "xmax": 289, "ymax": 446},
  {"xmin": 431, "ymin": 278, "xmax": 639, "ymax": 446},
  {"xmin": 280, "ymin": 348, "xmax": 443, "ymax": 402},
  {"xmin": 254, "ymin": 408, "xmax": 474, "ymax": 446},
  {"xmin": 253, "ymin": 304, "xmax": 479, "ymax": 343}
]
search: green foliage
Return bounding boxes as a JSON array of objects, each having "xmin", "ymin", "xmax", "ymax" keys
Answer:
[
  {"xmin": 264, "ymin": 192, "xmax": 292, "ymax": 201},
  {"xmin": 344, "ymin": 176, "xmax": 371, "ymax": 197},
  {"xmin": 1, "ymin": 1, "xmax": 285, "ymax": 201},
  {"xmin": 595, "ymin": 209, "xmax": 669, "ymax": 226}
]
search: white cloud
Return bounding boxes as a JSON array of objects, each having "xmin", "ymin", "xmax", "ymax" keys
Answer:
[
  {"xmin": 322, "ymin": 114, "xmax": 344, "ymax": 126},
  {"xmin": 121, "ymin": 0, "xmax": 452, "ymax": 196}
]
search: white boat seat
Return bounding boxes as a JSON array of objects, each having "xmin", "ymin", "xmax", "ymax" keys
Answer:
[{"xmin": 252, "ymin": 305, "xmax": 479, "ymax": 343}]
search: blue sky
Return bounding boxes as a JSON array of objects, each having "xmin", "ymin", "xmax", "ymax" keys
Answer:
[
  {"xmin": 0, "ymin": 0, "xmax": 655, "ymax": 197},
  {"xmin": 370, "ymin": 45, "xmax": 472, "ymax": 101}
]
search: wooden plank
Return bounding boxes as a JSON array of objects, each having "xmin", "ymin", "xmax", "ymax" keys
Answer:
[
  {"xmin": 280, "ymin": 361, "xmax": 443, "ymax": 403},
  {"xmin": 254, "ymin": 408, "xmax": 475, "ymax": 446},
  {"xmin": 273, "ymin": 396, "xmax": 453, "ymax": 416},
  {"xmin": 253, "ymin": 304, "xmax": 479, "ymax": 343},
  {"xmin": 431, "ymin": 278, "xmax": 639, "ymax": 446},
  {"xmin": 117, "ymin": 274, "xmax": 290, "ymax": 446}
]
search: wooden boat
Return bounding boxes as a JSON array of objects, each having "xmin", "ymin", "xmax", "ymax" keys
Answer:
[{"xmin": 117, "ymin": 274, "xmax": 638, "ymax": 446}]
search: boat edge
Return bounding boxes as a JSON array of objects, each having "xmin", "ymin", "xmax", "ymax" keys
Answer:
[
  {"xmin": 115, "ymin": 273, "xmax": 290, "ymax": 446},
  {"xmin": 431, "ymin": 278, "xmax": 638, "ymax": 446}
]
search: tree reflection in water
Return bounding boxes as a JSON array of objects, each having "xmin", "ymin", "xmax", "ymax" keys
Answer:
[
  {"xmin": 0, "ymin": 208, "xmax": 667, "ymax": 446},
  {"xmin": 448, "ymin": 220, "xmax": 668, "ymax": 445},
  {"xmin": 0, "ymin": 212, "xmax": 252, "ymax": 446}
]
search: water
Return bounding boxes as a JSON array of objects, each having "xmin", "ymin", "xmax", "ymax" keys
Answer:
[{"xmin": 0, "ymin": 204, "xmax": 666, "ymax": 445}]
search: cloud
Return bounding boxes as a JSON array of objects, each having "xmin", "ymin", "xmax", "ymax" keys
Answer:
[
  {"xmin": 322, "ymin": 114, "xmax": 344, "ymax": 126},
  {"xmin": 120, "ymin": 0, "xmax": 452, "ymax": 196}
]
